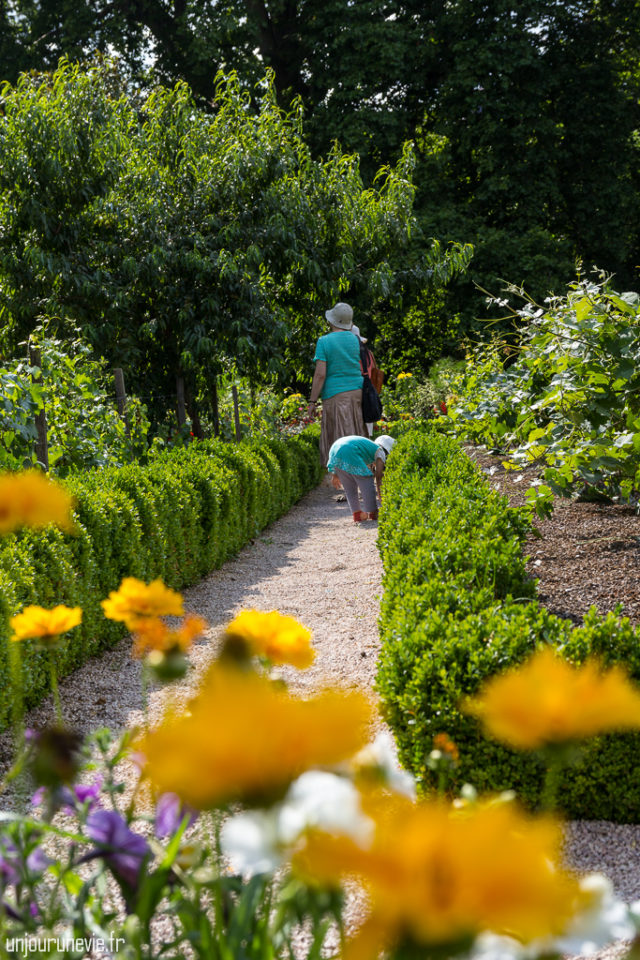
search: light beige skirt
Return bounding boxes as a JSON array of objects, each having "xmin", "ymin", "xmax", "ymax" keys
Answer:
[{"xmin": 319, "ymin": 388, "xmax": 367, "ymax": 466}]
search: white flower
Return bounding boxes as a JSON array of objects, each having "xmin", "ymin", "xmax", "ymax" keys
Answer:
[
  {"xmin": 221, "ymin": 771, "xmax": 373, "ymax": 877},
  {"xmin": 220, "ymin": 810, "xmax": 282, "ymax": 877},
  {"xmin": 469, "ymin": 874, "xmax": 635, "ymax": 960},
  {"xmin": 554, "ymin": 874, "xmax": 635, "ymax": 956},
  {"xmin": 351, "ymin": 730, "xmax": 416, "ymax": 799},
  {"xmin": 279, "ymin": 771, "xmax": 373, "ymax": 846},
  {"xmin": 468, "ymin": 932, "xmax": 526, "ymax": 960}
]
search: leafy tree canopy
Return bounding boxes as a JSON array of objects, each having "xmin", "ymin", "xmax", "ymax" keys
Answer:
[
  {"xmin": 0, "ymin": 60, "xmax": 471, "ymax": 426},
  {"xmin": 2, "ymin": 0, "xmax": 639, "ymax": 338}
]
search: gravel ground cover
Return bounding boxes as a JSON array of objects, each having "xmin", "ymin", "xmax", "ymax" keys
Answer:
[{"xmin": 3, "ymin": 463, "xmax": 640, "ymax": 957}]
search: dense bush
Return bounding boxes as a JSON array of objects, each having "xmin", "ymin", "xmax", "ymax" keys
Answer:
[
  {"xmin": 447, "ymin": 274, "xmax": 640, "ymax": 515},
  {"xmin": 0, "ymin": 428, "xmax": 322, "ymax": 729},
  {"xmin": 376, "ymin": 428, "xmax": 640, "ymax": 822},
  {"xmin": 0, "ymin": 323, "xmax": 150, "ymax": 474}
]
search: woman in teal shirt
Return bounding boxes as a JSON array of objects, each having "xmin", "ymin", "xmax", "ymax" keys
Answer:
[
  {"xmin": 306, "ymin": 302, "xmax": 366, "ymax": 466},
  {"xmin": 327, "ymin": 434, "xmax": 396, "ymax": 522}
]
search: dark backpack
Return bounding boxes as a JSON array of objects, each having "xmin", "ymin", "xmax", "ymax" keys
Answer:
[
  {"xmin": 360, "ymin": 342, "xmax": 383, "ymax": 422},
  {"xmin": 362, "ymin": 374, "xmax": 383, "ymax": 422}
]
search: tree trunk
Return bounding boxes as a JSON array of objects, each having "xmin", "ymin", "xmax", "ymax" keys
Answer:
[
  {"xmin": 176, "ymin": 374, "xmax": 187, "ymax": 429},
  {"xmin": 185, "ymin": 380, "xmax": 205, "ymax": 439},
  {"xmin": 113, "ymin": 367, "xmax": 130, "ymax": 435},
  {"xmin": 231, "ymin": 384, "xmax": 242, "ymax": 442},
  {"xmin": 29, "ymin": 346, "xmax": 49, "ymax": 471},
  {"xmin": 210, "ymin": 376, "xmax": 220, "ymax": 437}
]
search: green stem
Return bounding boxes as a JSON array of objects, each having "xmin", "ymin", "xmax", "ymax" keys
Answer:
[
  {"xmin": 141, "ymin": 662, "xmax": 149, "ymax": 729},
  {"xmin": 9, "ymin": 638, "xmax": 24, "ymax": 741},
  {"xmin": 541, "ymin": 755, "xmax": 563, "ymax": 811},
  {"xmin": 49, "ymin": 652, "xmax": 63, "ymax": 725}
]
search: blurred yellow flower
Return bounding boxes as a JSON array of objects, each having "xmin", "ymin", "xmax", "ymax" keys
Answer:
[
  {"xmin": 432, "ymin": 732, "xmax": 460, "ymax": 763},
  {"xmin": 11, "ymin": 604, "xmax": 82, "ymax": 645},
  {"xmin": 464, "ymin": 646, "xmax": 640, "ymax": 749},
  {"xmin": 132, "ymin": 614, "xmax": 207, "ymax": 658},
  {"xmin": 396, "ymin": 372, "xmax": 413, "ymax": 380},
  {"xmin": 295, "ymin": 794, "xmax": 584, "ymax": 958},
  {"xmin": 226, "ymin": 609, "xmax": 315, "ymax": 669},
  {"xmin": 0, "ymin": 471, "xmax": 74, "ymax": 535},
  {"xmin": 136, "ymin": 664, "xmax": 372, "ymax": 808},
  {"xmin": 101, "ymin": 578, "xmax": 184, "ymax": 630}
]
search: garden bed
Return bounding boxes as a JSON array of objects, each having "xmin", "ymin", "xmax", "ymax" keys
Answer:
[{"xmin": 467, "ymin": 447, "xmax": 640, "ymax": 628}]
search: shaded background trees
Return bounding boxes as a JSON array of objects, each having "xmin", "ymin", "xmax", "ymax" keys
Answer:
[
  {"xmin": 0, "ymin": 60, "xmax": 470, "ymax": 430},
  {"xmin": 1, "ymin": 0, "xmax": 639, "ymax": 371}
]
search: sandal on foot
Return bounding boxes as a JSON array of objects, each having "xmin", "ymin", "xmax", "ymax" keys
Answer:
[{"xmin": 352, "ymin": 510, "xmax": 368, "ymax": 523}]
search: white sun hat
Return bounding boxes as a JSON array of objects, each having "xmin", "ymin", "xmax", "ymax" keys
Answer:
[
  {"xmin": 375, "ymin": 435, "xmax": 396, "ymax": 457},
  {"xmin": 351, "ymin": 324, "xmax": 368, "ymax": 343},
  {"xmin": 325, "ymin": 302, "xmax": 353, "ymax": 330}
]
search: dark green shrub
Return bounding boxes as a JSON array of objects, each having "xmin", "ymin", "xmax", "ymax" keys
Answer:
[{"xmin": 376, "ymin": 427, "xmax": 640, "ymax": 822}]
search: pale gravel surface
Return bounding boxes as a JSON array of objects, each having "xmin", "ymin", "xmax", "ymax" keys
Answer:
[
  {"xmin": 3, "ymin": 473, "xmax": 640, "ymax": 957},
  {"xmin": 0, "ymin": 475, "xmax": 383, "ymax": 764}
]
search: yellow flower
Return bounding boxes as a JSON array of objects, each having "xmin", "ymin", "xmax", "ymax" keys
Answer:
[
  {"xmin": 225, "ymin": 609, "xmax": 315, "ymax": 669},
  {"xmin": 101, "ymin": 578, "xmax": 184, "ymax": 630},
  {"xmin": 136, "ymin": 664, "xmax": 372, "ymax": 808},
  {"xmin": 132, "ymin": 614, "xmax": 207, "ymax": 658},
  {"xmin": 294, "ymin": 794, "xmax": 585, "ymax": 958},
  {"xmin": 432, "ymin": 732, "xmax": 460, "ymax": 763},
  {"xmin": 396, "ymin": 372, "xmax": 413, "ymax": 380},
  {"xmin": 11, "ymin": 604, "xmax": 82, "ymax": 646},
  {"xmin": 0, "ymin": 471, "xmax": 74, "ymax": 535},
  {"xmin": 464, "ymin": 646, "xmax": 640, "ymax": 750}
]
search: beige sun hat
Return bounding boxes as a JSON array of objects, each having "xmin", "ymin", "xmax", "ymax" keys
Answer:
[{"xmin": 325, "ymin": 302, "xmax": 353, "ymax": 330}]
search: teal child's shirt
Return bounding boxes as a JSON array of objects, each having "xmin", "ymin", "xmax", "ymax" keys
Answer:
[
  {"xmin": 313, "ymin": 331, "xmax": 363, "ymax": 399},
  {"xmin": 327, "ymin": 436, "xmax": 379, "ymax": 476}
]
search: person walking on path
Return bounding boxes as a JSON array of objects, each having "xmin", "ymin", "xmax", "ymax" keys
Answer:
[
  {"xmin": 327, "ymin": 434, "xmax": 396, "ymax": 522},
  {"xmin": 307, "ymin": 302, "xmax": 367, "ymax": 466}
]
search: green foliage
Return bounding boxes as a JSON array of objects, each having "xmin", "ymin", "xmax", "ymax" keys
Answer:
[
  {"xmin": 378, "ymin": 374, "xmax": 421, "ymax": 426},
  {"xmin": 0, "ymin": 322, "xmax": 150, "ymax": 474},
  {"xmin": 0, "ymin": 60, "xmax": 133, "ymax": 345},
  {"xmin": 0, "ymin": 364, "xmax": 40, "ymax": 470},
  {"xmin": 376, "ymin": 358, "xmax": 462, "ymax": 426},
  {"xmin": 0, "ymin": 429, "xmax": 322, "ymax": 730},
  {"xmin": 2, "ymin": 1, "xmax": 639, "ymax": 338},
  {"xmin": 446, "ymin": 274, "xmax": 640, "ymax": 513},
  {"xmin": 414, "ymin": 0, "xmax": 640, "ymax": 326},
  {"xmin": 0, "ymin": 61, "xmax": 470, "ymax": 428},
  {"xmin": 377, "ymin": 428, "xmax": 640, "ymax": 822}
]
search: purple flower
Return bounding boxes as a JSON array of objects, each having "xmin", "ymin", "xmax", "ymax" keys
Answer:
[
  {"xmin": 85, "ymin": 811, "xmax": 150, "ymax": 888},
  {"xmin": 0, "ymin": 841, "xmax": 19, "ymax": 886},
  {"xmin": 31, "ymin": 787, "xmax": 47, "ymax": 807},
  {"xmin": 72, "ymin": 777, "xmax": 103, "ymax": 810},
  {"xmin": 155, "ymin": 793, "xmax": 197, "ymax": 839},
  {"xmin": 32, "ymin": 778, "xmax": 102, "ymax": 816},
  {"xmin": 26, "ymin": 848, "xmax": 52, "ymax": 874}
]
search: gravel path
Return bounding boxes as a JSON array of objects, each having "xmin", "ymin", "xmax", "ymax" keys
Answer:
[
  {"xmin": 0, "ymin": 476, "xmax": 383, "ymax": 776},
  {"xmin": 4, "ymin": 471, "xmax": 640, "ymax": 956}
]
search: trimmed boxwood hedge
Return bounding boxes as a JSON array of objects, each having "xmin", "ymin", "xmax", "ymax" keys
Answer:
[
  {"xmin": 376, "ymin": 427, "xmax": 640, "ymax": 822},
  {"xmin": 0, "ymin": 428, "xmax": 322, "ymax": 730}
]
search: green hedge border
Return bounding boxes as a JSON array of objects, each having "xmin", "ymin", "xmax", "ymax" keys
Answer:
[
  {"xmin": 376, "ymin": 427, "xmax": 640, "ymax": 822},
  {"xmin": 0, "ymin": 428, "xmax": 322, "ymax": 730}
]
